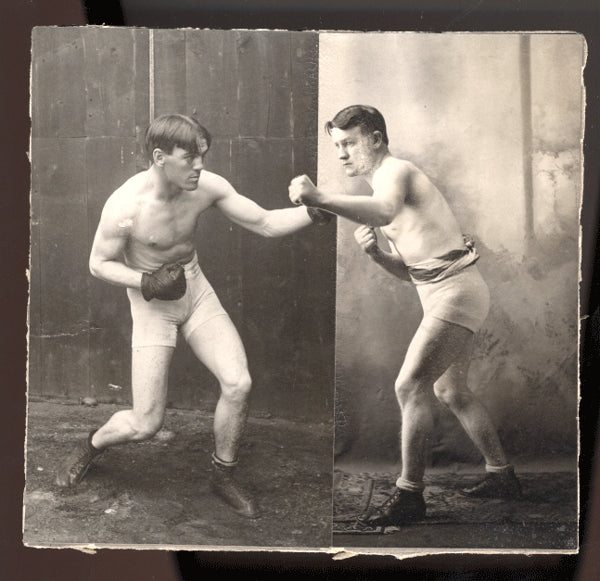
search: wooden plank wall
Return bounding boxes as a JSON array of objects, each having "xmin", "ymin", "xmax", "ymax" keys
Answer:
[{"xmin": 29, "ymin": 28, "xmax": 333, "ymax": 422}]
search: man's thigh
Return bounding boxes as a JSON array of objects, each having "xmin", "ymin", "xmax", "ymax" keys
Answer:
[
  {"xmin": 131, "ymin": 345, "xmax": 175, "ymax": 417},
  {"xmin": 398, "ymin": 316, "xmax": 474, "ymax": 386},
  {"xmin": 127, "ymin": 287, "xmax": 182, "ymax": 349},
  {"xmin": 185, "ymin": 314, "xmax": 250, "ymax": 385},
  {"xmin": 416, "ymin": 266, "xmax": 490, "ymax": 334}
]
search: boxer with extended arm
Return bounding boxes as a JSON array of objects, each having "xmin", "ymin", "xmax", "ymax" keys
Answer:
[
  {"xmin": 289, "ymin": 105, "xmax": 520, "ymax": 527},
  {"xmin": 56, "ymin": 114, "xmax": 330, "ymax": 519}
]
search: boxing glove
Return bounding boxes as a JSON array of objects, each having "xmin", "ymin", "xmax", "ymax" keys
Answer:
[{"xmin": 141, "ymin": 263, "xmax": 186, "ymax": 301}]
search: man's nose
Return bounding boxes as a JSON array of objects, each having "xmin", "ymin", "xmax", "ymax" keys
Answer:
[
  {"xmin": 192, "ymin": 156, "xmax": 203, "ymax": 170},
  {"xmin": 338, "ymin": 148, "xmax": 348, "ymax": 159}
]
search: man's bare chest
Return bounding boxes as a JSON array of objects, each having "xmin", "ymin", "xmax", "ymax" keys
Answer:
[{"xmin": 130, "ymin": 199, "xmax": 208, "ymax": 249}]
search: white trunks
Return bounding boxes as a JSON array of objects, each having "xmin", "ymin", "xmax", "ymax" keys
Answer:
[
  {"xmin": 414, "ymin": 264, "xmax": 490, "ymax": 333},
  {"xmin": 126, "ymin": 253, "xmax": 229, "ymax": 348}
]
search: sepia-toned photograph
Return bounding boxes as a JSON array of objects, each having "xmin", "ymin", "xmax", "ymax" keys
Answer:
[
  {"xmin": 24, "ymin": 27, "xmax": 334, "ymax": 550},
  {"xmin": 24, "ymin": 26, "xmax": 584, "ymax": 554},
  {"xmin": 324, "ymin": 32, "xmax": 583, "ymax": 551}
]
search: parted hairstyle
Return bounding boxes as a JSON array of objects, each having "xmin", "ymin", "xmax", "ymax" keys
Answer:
[
  {"xmin": 145, "ymin": 114, "xmax": 212, "ymax": 160},
  {"xmin": 324, "ymin": 105, "xmax": 389, "ymax": 145}
]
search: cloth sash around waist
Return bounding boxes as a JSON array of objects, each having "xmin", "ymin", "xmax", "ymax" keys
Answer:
[{"xmin": 407, "ymin": 238, "xmax": 480, "ymax": 285}]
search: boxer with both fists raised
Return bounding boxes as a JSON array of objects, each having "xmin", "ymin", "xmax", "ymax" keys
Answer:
[
  {"xmin": 290, "ymin": 105, "xmax": 520, "ymax": 528},
  {"xmin": 55, "ymin": 114, "xmax": 329, "ymax": 519}
]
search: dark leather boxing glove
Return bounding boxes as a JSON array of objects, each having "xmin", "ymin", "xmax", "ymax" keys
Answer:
[
  {"xmin": 307, "ymin": 206, "xmax": 335, "ymax": 225},
  {"xmin": 141, "ymin": 263, "xmax": 186, "ymax": 301}
]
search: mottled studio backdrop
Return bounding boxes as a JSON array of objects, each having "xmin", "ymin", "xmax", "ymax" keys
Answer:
[
  {"xmin": 29, "ymin": 28, "xmax": 334, "ymax": 422},
  {"xmin": 321, "ymin": 33, "xmax": 583, "ymax": 466}
]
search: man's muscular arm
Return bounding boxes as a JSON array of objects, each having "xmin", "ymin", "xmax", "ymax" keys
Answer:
[
  {"xmin": 289, "ymin": 160, "xmax": 412, "ymax": 227},
  {"xmin": 354, "ymin": 225, "xmax": 410, "ymax": 281},
  {"xmin": 212, "ymin": 173, "xmax": 313, "ymax": 237},
  {"xmin": 89, "ymin": 195, "xmax": 143, "ymax": 288}
]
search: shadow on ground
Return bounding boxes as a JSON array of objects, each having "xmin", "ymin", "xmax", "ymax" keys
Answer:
[{"xmin": 23, "ymin": 399, "xmax": 333, "ymax": 549}]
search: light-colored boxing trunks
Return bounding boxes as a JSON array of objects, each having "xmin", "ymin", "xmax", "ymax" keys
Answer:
[
  {"xmin": 407, "ymin": 242, "xmax": 490, "ymax": 333},
  {"xmin": 126, "ymin": 253, "xmax": 229, "ymax": 348}
]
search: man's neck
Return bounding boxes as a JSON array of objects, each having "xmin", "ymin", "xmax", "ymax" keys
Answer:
[
  {"xmin": 147, "ymin": 165, "xmax": 183, "ymax": 201},
  {"xmin": 364, "ymin": 149, "xmax": 391, "ymax": 187}
]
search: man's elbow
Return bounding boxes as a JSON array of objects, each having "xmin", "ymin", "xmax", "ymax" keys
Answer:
[
  {"xmin": 375, "ymin": 216, "xmax": 393, "ymax": 228},
  {"xmin": 261, "ymin": 226, "xmax": 280, "ymax": 238},
  {"xmin": 256, "ymin": 214, "xmax": 279, "ymax": 238},
  {"xmin": 373, "ymin": 204, "xmax": 395, "ymax": 227},
  {"xmin": 89, "ymin": 257, "xmax": 102, "ymax": 278}
]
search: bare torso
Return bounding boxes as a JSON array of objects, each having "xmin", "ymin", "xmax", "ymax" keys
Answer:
[
  {"xmin": 113, "ymin": 170, "xmax": 219, "ymax": 271},
  {"xmin": 375, "ymin": 157, "xmax": 465, "ymax": 265}
]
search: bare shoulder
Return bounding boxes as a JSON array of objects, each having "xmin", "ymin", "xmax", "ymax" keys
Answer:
[
  {"xmin": 372, "ymin": 157, "xmax": 418, "ymax": 195},
  {"xmin": 196, "ymin": 169, "xmax": 237, "ymax": 203},
  {"xmin": 100, "ymin": 172, "xmax": 147, "ymax": 232},
  {"xmin": 379, "ymin": 157, "xmax": 419, "ymax": 180}
]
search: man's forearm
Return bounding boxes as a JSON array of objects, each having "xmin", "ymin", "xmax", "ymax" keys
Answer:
[
  {"xmin": 261, "ymin": 206, "xmax": 313, "ymax": 237},
  {"xmin": 368, "ymin": 247, "xmax": 411, "ymax": 281},
  {"xmin": 89, "ymin": 259, "xmax": 143, "ymax": 288},
  {"xmin": 318, "ymin": 192, "xmax": 393, "ymax": 227}
]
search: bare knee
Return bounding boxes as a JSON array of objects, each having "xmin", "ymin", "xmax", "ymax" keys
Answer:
[
  {"xmin": 434, "ymin": 382, "xmax": 473, "ymax": 411},
  {"xmin": 130, "ymin": 413, "xmax": 164, "ymax": 441},
  {"xmin": 220, "ymin": 370, "xmax": 252, "ymax": 405},
  {"xmin": 394, "ymin": 376, "xmax": 431, "ymax": 408}
]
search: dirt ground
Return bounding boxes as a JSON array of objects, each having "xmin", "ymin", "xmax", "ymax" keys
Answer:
[
  {"xmin": 332, "ymin": 469, "xmax": 578, "ymax": 551},
  {"xmin": 23, "ymin": 399, "xmax": 333, "ymax": 550},
  {"xmin": 22, "ymin": 399, "xmax": 578, "ymax": 554}
]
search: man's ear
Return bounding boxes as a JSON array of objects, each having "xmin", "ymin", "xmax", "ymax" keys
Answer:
[
  {"xmin": 152, "ymin": 148, "xmax": 165, "ymax": 166},
  {"xmin": 372, "ymin": 131, "xmax": 384, "ymax": 147}
]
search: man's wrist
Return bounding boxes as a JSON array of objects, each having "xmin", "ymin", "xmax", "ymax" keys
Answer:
[
  {"xmin": 306, "ymin": 206, "xmax": 334, "ymax": 225},
  {"xmin": 307, "ymin": 187, "xmax": 325, "ymax": 208},
  {"xmin": 367, "ymin": 245, "xmax": 382, "ymax": 259}
]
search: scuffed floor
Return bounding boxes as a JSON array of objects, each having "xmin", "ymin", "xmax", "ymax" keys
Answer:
[
  {"xmin": 23, "ymin": 399, "xmax": 333, "ymax": 550},
  {"xmin": 333, "ymin": 469, "xmax": 578, "ymax": 550},
  {"xmin": 22, "ymin": 399, "xmax": 578, "ymax": 553}
]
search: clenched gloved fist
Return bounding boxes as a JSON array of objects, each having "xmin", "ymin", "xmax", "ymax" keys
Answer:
[{"xmin": 141, "ymin": 263, "xmax": 186, "ymax": 301}]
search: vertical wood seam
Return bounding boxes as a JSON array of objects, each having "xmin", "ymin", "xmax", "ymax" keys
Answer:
[{"xmin": 149, "ymin": 29, "xmax": 155, "ymax": 122}]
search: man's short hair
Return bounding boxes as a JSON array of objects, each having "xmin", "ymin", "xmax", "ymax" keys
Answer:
[
  {"xmin": 325, "ymin": 105, "xmax": 389, "ymax": 145},
  {"xmin": 145, "ymin": 114, "xmax": 212, "ymax": 160}
]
